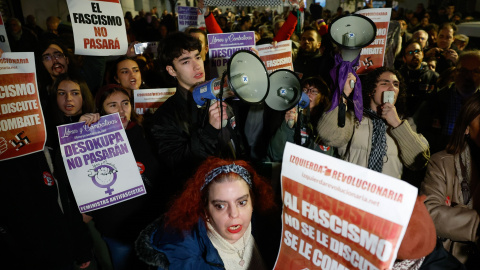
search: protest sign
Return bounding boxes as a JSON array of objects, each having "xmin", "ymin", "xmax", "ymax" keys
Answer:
[
  {"xmin": 205, "ymin": 0, "xmax": 281, "ymax": 6},
  {"xmin": 274, "ymin": 143, "xmax": 417, "ymax": 270},
  {"xmin": 67, "ymin": 0, "xmax": 128, "ymax": 55},
  {"xmin": 0, "ymin": 52, "xmax": 45, "ymax": 161},
  {"xmin": 177, "ymin": 6, "xmax": 205, "ymax": 32},
  {"xmin": 0, "ymin": 13, "xmax": 11, "ymax": 52},
  {"xmin": 57, "ymin": 113, "xmax": 146, "ymax": 213},
  {"xmin": 208, "ymin": 31, "xmax": 255, "ymax": 78},
  {"xmin": 355, "ymin": 8, "xmax": 391, "ymax": 75},
  {"xmin": 256, "ymin": 40, "xmax": 293, "ymax": 74},
  {"xmin": 133, "ymin": 88, "xmax": 176, "ymax": 115}
]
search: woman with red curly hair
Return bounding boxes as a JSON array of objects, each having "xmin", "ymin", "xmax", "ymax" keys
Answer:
[{"xmin": 136, "ymin": 157, "xmax": 276, "ymax": 270}]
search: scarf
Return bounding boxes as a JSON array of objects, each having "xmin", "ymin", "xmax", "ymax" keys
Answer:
[
  {"xmin": 328, "ymin": 53, "xmax": 363, "ymax": 121},
  {"xmin": 392, "ymin": 257, "xmax": 425, "ymax": 270},
  {"xmin": 367, "ymin": 110, "xmax": 387, "ymax": 172},
  {"xmin": 206, "ymin": 222, "xmax": 255, "ymax": 269},
  {"xmin": 456, "ymin": 144, "xmax": 472, "ymax": 205}
]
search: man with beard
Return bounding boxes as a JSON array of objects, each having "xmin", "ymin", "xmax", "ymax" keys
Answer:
[
  {"xmin": 293, "ymin": 26, "xmax": 334, "ymax": 85},
  {"xmin": 415, "ymin": 50, "xmax": 480, "ymax": 154},
  {"xmin": 36, "ymin": 40, "xmax": 105, "ymax": 98},
  {"xmin": 399, "ymin": 41, "xmax": 438, "ymax": 116}
]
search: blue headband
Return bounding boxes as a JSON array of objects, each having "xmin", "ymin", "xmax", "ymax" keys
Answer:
[{"xmin": 201, "ymin": 164, "xmax": 252, "ymax": 191}]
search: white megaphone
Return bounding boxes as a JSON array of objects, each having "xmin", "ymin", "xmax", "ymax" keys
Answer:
[
  {"xmin": 265, "ymin": 69, "xmax": 302, "ymax": 111},
  {"xmin": 193, "ymin": 50, "xmax": 269, "ymax": 107},
  {"xmin": 329, "ymin": 14, "xmax": 376, "ymax": 128},
  {"xmin": 329, "ymin": 14, "xmax": 377, "ymax": 62}
]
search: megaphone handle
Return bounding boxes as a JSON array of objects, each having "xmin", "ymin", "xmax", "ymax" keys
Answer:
[
  {"xmin": 294, "ymin": 105, "xmax": 302, "ymax": 145},
  {"xmin": 338, "ymin": 102, "xmax": 346, "ymax": 128},
  {"xmin": 209, "ymin": 99, "xmax": 228, "ymax": 128}
]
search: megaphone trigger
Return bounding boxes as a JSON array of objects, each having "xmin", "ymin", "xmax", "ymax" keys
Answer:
[{"xmin": 287, "ymin": 119, "xmax": 295, "ymax": 129}]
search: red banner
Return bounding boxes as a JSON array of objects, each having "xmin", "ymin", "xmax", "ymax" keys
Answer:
[
  {"xmin": 0, "ymin": 71, "xmax": 46, "ymax": 160},
  {"xmin": 275, "ymin": 176, "xmax": 403, "ymax": 270}
]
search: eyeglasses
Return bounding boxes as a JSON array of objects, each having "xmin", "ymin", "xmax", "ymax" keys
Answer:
[
  {"xmin": 406, "ymin": 49, "xmax": 421, "ymax": 55},
  {"xmin": 42, "ymin": 51, "xmax": 65, "ymax": 62},
  {"xmin": 303, "ymin": 87, "xmax": 319, "ymax": 95}
]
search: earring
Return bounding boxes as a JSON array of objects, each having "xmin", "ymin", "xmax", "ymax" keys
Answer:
[{"xmin": 465, "ymin": 133, "xmax": 471, "ymax": 139}]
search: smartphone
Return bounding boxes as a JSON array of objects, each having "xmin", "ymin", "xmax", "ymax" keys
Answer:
[
  {"xmin": 134, "ymin": 43, "xmax": 148, "ymax": 55},
  {"xmin": 383, "ymin": 91, "xmax": 395, "ymax": 104}
]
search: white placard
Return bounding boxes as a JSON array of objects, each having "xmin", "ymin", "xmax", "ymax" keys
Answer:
[
  {"xmin": 57, "ymin": 113, "xmax": 146, "ymax": 213},
  {"xmin": 67, "ymin": 0, "xmax": 128, "ymax": 55}
]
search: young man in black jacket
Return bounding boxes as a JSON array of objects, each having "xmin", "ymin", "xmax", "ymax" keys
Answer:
[{"xmin": 150, "ymin": 32, "xmax": 246, "ymax": 201}]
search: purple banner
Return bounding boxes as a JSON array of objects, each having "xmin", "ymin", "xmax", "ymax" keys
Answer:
[
  {"xmin": 177, "ymin": 6, "xmax": 200, "ymax": 31},
  {"xmin": 207, "ymin": 31, "xmax": 255, "ymax": 78},
  {"xmin": 207, "ymin": 32, "xmax": 255, "ymax": 49},
  {"xmin": 78, "ymin": 185, "xmax": 146, "ymax": 212},
  {"xmin": 57, "ymin": 113, "xmax": 124, "ymax": 145},
  {"xmin": 178, "ymin": 6, "xmax": 197, "ymax": 14}
]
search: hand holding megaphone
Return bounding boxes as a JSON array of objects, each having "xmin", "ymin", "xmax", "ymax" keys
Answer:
[
  {"xmin": 209, "ymin": 100, "xmax": 229, "ymax": 129},
  {"xmin": 343, "ymin": 72, "xmax": 356, "ymax": 98},
  {"xmin": 285, "ymin": 107, "xmax": 297, "ymax": 128}
]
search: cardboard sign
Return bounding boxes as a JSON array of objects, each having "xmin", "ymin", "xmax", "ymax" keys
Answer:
[
  {"xmin": 0, "ymin": 12, "xmax": 11, "ymax": 52},
  {"xmin": 133, "ymin": 88, "xmax": 176, "ymax": 115},
  {"xmin": 274, "ymin": 143, "xmax": 417, "ymax": 270},
  {"xmin": 177, "ymin": 6, "xmax": 206, "ymax": 32},
  {"xmin": 57, "ymin": 113, "xmax": 146, "ymax": 213},
  {"xmin": 356, "ymin": 8, "xmax": 391, "ymax": 74},
  {"xmin": 0, "ymin": 52, "xmax": 46, "ymax": 161},
  {"xmin": 207, "ymin": 31, "xmax": 256, "ymax": 78},
  {"xmin": 67, "ymin": 0, "xmax": 128, "ymax": 55},
  {"xmin": 256, "ymin": 40, "xmax": 293, "ymax": 74}
]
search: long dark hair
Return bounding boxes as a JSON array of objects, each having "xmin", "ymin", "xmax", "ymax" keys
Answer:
[
  {"xmin": 108, "ymin": 56, "xmax": 142, "ymax": 86},
  {"xmin": 446, "ymin": 92, "xmax": 480, "ymax": 154},
  {"xmin": 35, "ymin": 39, "xmax": 78, "ymax": 90},
  {"xmin": 50, "ymin": 73, "xmax": 95, "ymax": 126},
  {"xmin": 95, "ymin": 84, "xmax": 143, "ymax": 126},
  {"xmin": 361, "ymin": 66, "xmax": 407, "ymax": 117}
]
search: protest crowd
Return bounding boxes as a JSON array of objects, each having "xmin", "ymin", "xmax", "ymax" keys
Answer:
[{"xmin": 3, "ymin": 0, "xmax": 480, "ymax": 269}]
